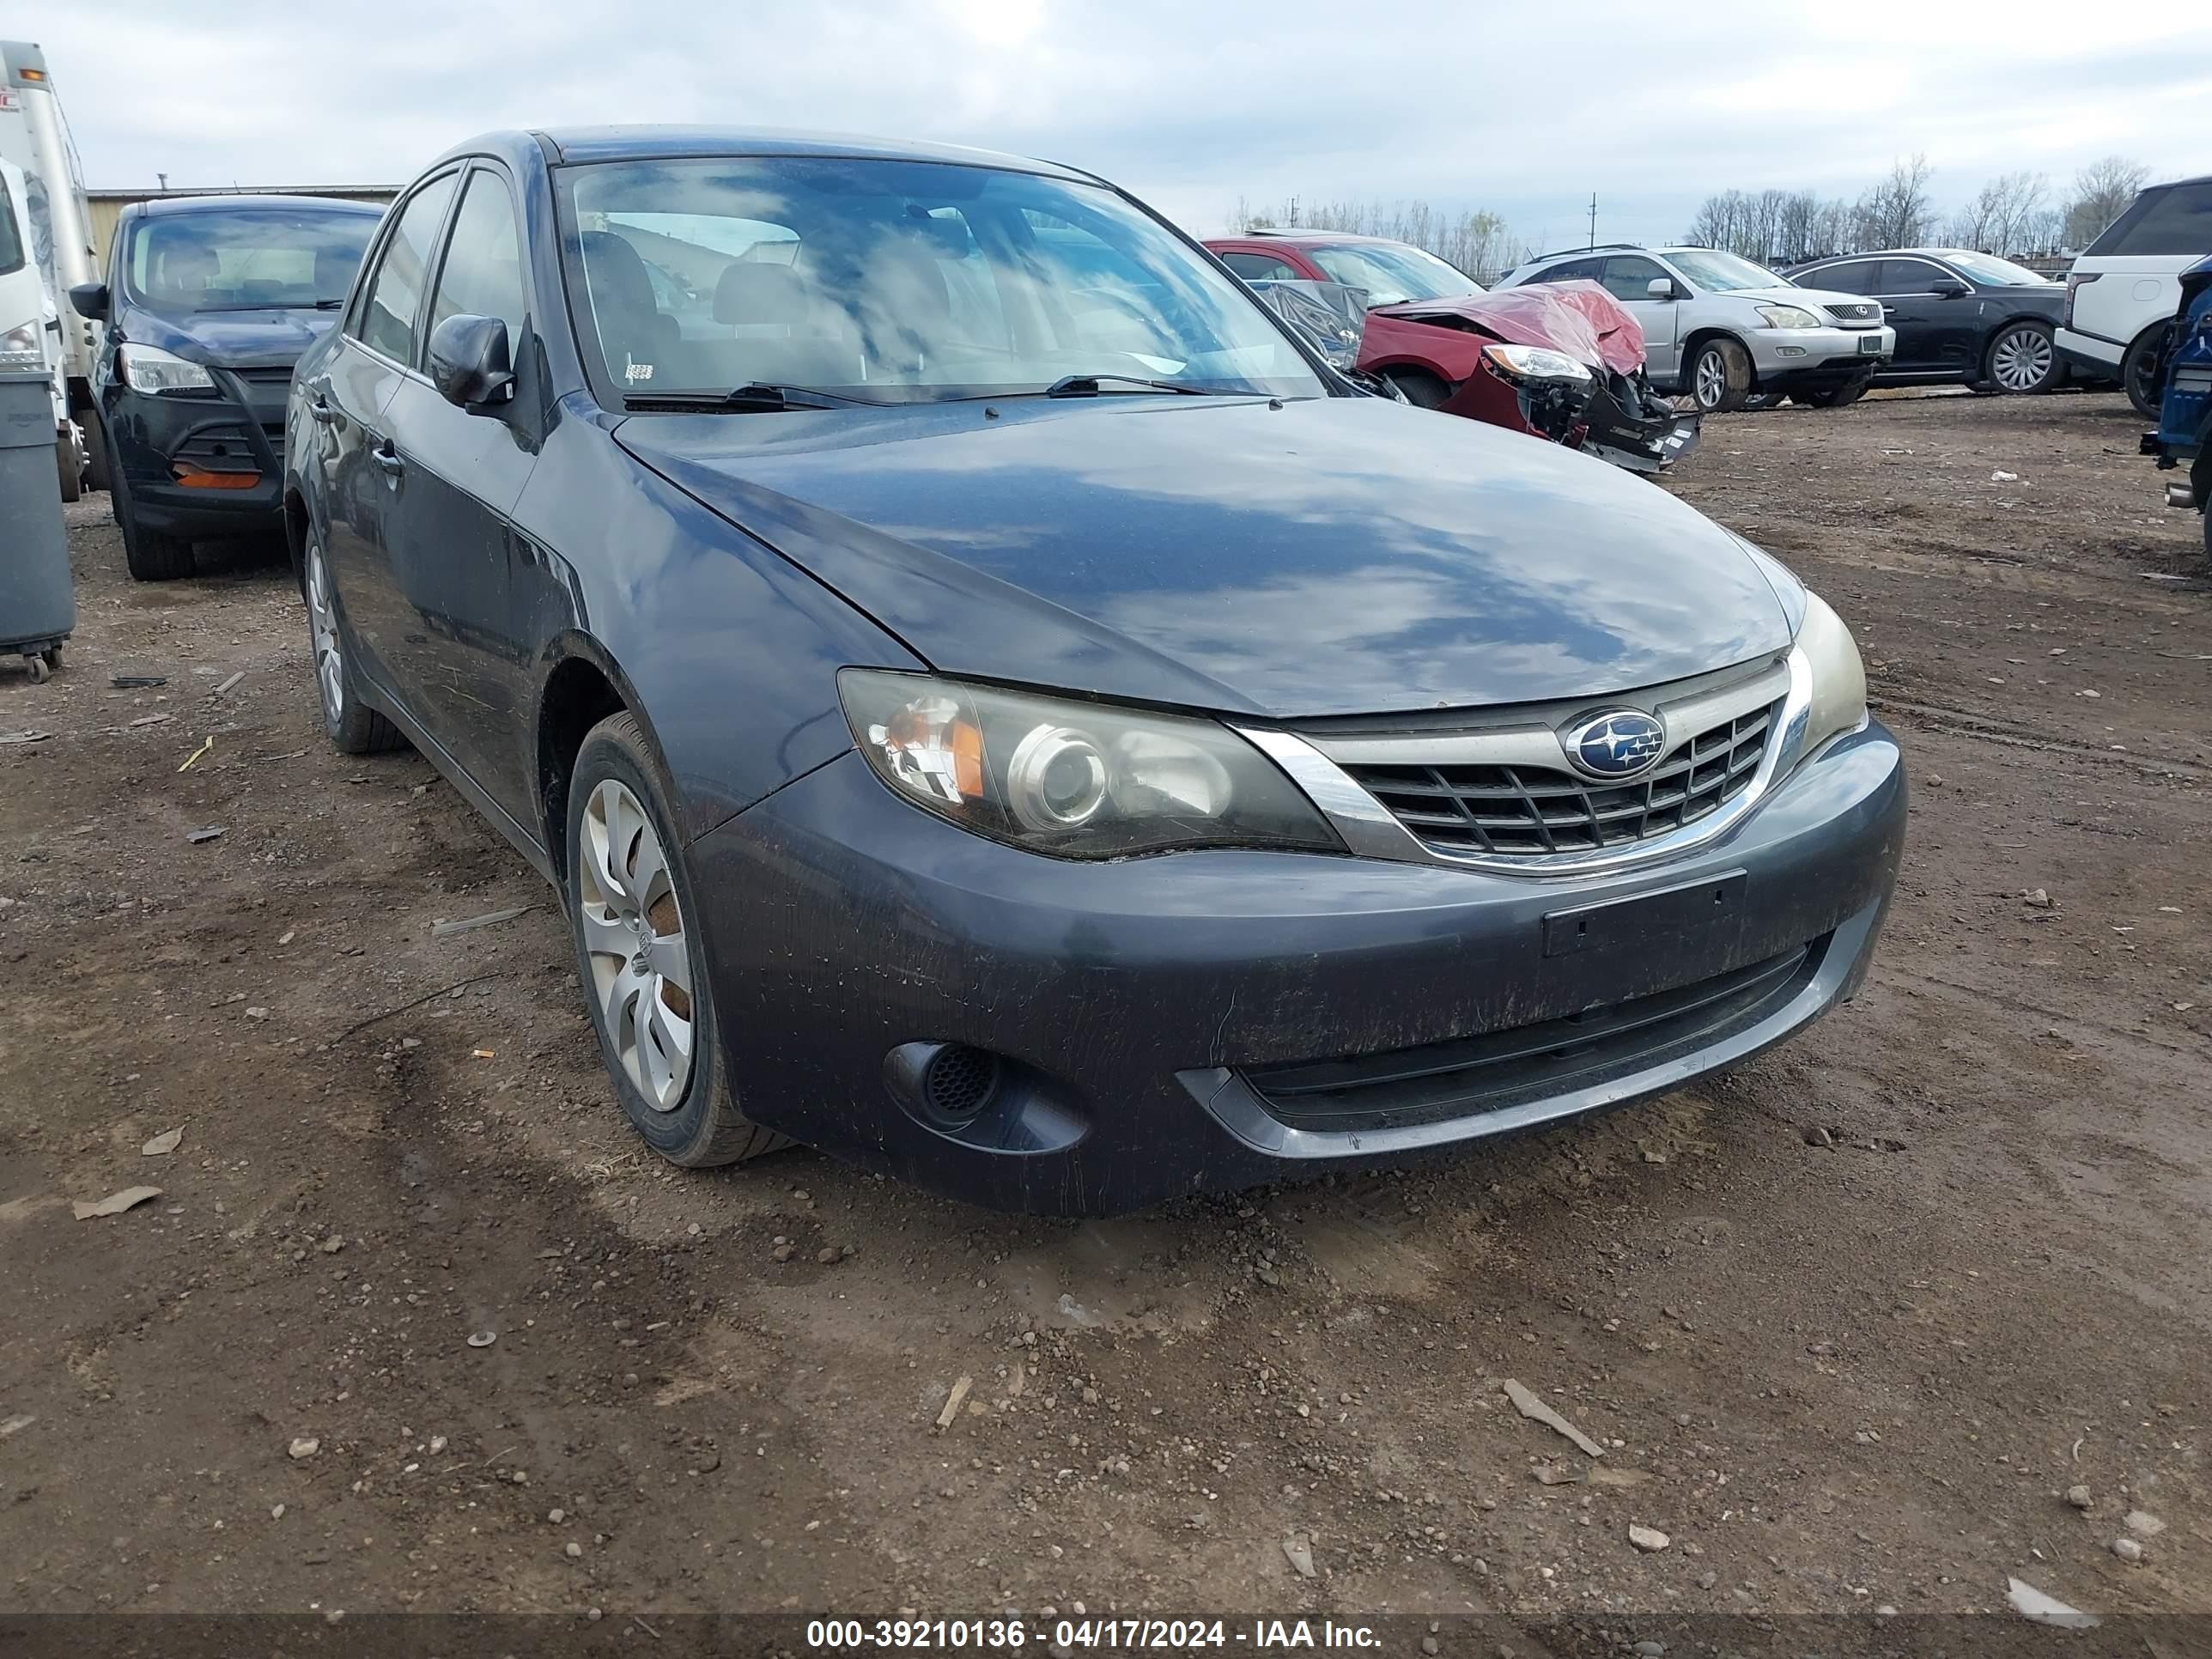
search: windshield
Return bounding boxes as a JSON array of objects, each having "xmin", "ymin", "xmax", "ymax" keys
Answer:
[
  {"xmin": 1941, "ymin": 251, "xmax": 2051, "ymax": 287},
  {"xmin": 1666, "ymin": 248, "xmax": 1784, "ymax": 292},
  {"xmin": 1304, "ymin": 241, "xmax": 1482, "ymax": 307},
  {"xmin": 557, "ymin": 156, "xmax": 1324, "ymax": 404},
  {"xmin": 123, "ymin": 207, "xmax": 378, "ymax": 313}
]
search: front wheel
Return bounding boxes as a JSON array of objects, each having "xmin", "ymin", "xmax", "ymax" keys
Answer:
[
  {"xmin": 55, "ymin": 434, "xmax": 82, "ymax": 502},
  {"xmin": 1689, "ymin": 339, "xmax": 1751, "ymax": 413},
  {"xmin": 1793, "ymin": 380, "xmax": 1869, "ymax": 410},
  {"xmin": 565, "ymin": 711, "xmax": 790, "ymax": 1170},
  {"xmin": 113, "ymin": 470, "xmax": 195, "ymax": 581},
  {"xmin": 1984, "ymin": 321, "xmax": 2057, "ymax": 394},
  {"xmin": 1384, "ymin": 369, "xmax": 1451, "ymax": 410}
]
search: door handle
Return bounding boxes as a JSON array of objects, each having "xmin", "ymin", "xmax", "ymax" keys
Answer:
[
  {"xmin": 307, "ymin": 395, "xmax": 339, "ymax": 425},
  {"xmin": 372, "ymin": 443, "xmax": 404, "ymax": 477}
]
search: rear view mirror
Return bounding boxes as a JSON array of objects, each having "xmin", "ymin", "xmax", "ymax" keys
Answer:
[
  {"xmin": 427, "ymin": 313, "xmax": 514, "ymax": 411},
  {"xmin": 1245, "ymin": 279, "xmax": 1368, "ymax": 371},
  {"xmin": 69, "ymin": 282, "xmax": 109, "ymax": 321},
  {"xmin": 1647, "ymin": 276, "xmax": 1676, "ymax": 300}
]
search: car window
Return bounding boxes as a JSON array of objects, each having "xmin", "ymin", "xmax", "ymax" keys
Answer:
[
  {"xmin": 1662, "ymin": 248, "xmax": 1784, "ymax": 291},
  {"xmin": 1536, "ymin": 256, "xmax": 1605, "ymax": 284},
  {"xmin": 429, "ymin": 169, "xmax": 529, "ymax": 356},
  {"xmin": 1599, "ymin": 254, "xmax": 1668, "ymax": 301},
  {"xmin": 1303, "ymin": 242, "xmax": 1481, "ymax": 307},
  {"xmin": 2087, "ymin": 181, "xmax": 2212, "ymax": 258},
  {"xmin": 356, "ymin": 172, "xmax": 459, "ymax": 365},
  {"xmin": 558, "ymin": 155, "xmax": 1322, "ymax": 404},
  {"xmin": 1942, "ymin": 251, "xmax": 2050, "ymax": 287},
  {"xmin": 1221, "ymin": 251, "xmax": 1301, "ymax": 283},
  {"xmin": 0, "ymin": 171, "xmax": 24, "ymax": 276},
  {"xmin": 119, "ymin": 206, "xmax": 376, "ymax": 313},
  {"xmin": 1805, "ymin": 260, "xmax": 1876, "ymax": 294},
  {"xmin": 1875, "ymin": 259, "xmax": 1944, "ymax": 295}
]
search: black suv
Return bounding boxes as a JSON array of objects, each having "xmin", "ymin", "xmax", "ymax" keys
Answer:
[
  {"xmin": 1785, "ymin": 248, "xmax": 2067, "ymax": 395},
  {"xmin": 70, "ymin": 195, "xmax": 381, "ymax": 580}
]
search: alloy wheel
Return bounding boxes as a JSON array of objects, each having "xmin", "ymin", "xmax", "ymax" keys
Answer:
[
  {"xmin": 1990, "ymin": 326, "xmax": 2053, "ymax": 392},
  {"xmin": 577, "ymin": 779, "xmax": 695, "ymax": 1112},
  {"xmin": 305, "ymin": 540, "xmax": 344, "ymax": 722},
  {"xmin": 1694, "ymin": 350, "xmax": 1726, "ymax": 410}
]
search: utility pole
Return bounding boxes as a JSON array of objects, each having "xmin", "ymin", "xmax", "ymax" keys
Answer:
[
  {"xmin": 156, "ymin": 171, "xmax": 168, "ymax": 191},
  {"xmin": 1588, "ymin": 193, "xmax": 1597, "ymax": 248}
]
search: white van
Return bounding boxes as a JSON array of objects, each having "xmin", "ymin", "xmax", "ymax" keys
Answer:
[
  {"xmin": 0, "ymin": 40, "xmax": 99, "ymax": 483},
  {"xmin": 2057, "ymin": 173, "xmax": 2212, "ymax": 416},
  {"xmin": 0, "ymin": 156, "xmax": 77, "ymax": 497}
]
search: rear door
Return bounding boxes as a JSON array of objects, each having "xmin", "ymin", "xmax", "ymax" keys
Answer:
[
  {"xmin": 377, "ymin": 161, "xmax": 541, "ymax": 821},
  {"xmin": 308, "ymin": 169, "xmax": 459, "ymax": 686},
  {"xmin": 1599, "ymin": 253, "xmax": 1679, "ymax": 379},
  {"xmin": 1872, "ymin": 258, "xmax": 1954, "ymax": 372}
]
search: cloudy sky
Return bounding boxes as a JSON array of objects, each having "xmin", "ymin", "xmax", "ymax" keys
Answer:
[{"xmin": 24, "ymin": 1, "xmax": 2212, "ymax": 249}]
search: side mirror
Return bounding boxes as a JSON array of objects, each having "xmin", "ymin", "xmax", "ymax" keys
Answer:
[
  {"xmin": 1646, "ymin": 276, "xmax": 1677, "ymax": 301},
  {"xmin": 426, "ymin": 313, "xmax": 514, "ymax": 411},
  {"xmin": 69, "ymin": 282, "xmax": 109, "ymax": 322},
  {"xmin": 1931, "ymin": 276, "xmax": 1971, "ymax": 299}
]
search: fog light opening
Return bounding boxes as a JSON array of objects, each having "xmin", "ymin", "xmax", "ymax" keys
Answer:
[{"xmin": 921, "ymin": 1043, "xmax": 1000, "ymax": 1127}]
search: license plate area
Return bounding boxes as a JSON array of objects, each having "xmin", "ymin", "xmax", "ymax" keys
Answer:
[
  {"xmin": 1856, "ymin": 335, "xmax": 1885, "ymax": 355},
  {"xmin": 1542, "ymin": 871, "xmax": 1748, "ymax": 960}
]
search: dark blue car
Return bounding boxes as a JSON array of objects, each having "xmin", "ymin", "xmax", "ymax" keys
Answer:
[
  {"xmin": 2147, "ymin": 253, "xmax": 2212, "ymax": 560},
  {"xmin": 282, "ymin": 127, "xmax": 1905, "ymax": 1216},
  {"xmin": 70, "ymin": 194, "xmax": 383, "ymax": 579}
]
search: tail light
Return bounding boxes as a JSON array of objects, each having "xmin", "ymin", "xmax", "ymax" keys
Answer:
[{"xmin": 2063, "ymin": 272, "xmax": 2099, "ymax": 330}]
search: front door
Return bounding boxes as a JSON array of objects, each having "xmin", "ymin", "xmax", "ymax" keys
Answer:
[
  {"xmin": 377, "ymin": 162, "xmax": 541, "ymax": 824},
  {"xmin": 1874, "ymin": 258, "xmax": 1957, "ymax": 374},
  {"xmin": 1601, "ymin": 253, "xmax": 1680, "ymax": 380}
]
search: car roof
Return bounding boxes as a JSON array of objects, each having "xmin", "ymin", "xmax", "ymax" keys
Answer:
[
  {"xmin": 481, "ymin": 125, "xmax": 1093, "ymax": 183},
  {"xmin": 1234, "ymin": 228, "xmax": 1391, "ymax": 245},
  {"xmin": 133, "ymin": 193, "xmax": 386, "ymax": 217}
]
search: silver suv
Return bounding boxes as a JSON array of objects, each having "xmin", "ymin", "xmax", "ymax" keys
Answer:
[{"xmin": 1498, "ymin": 245, "xmax": 1896, "ymax": 411}]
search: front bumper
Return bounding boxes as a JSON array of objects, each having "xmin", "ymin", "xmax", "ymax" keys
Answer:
[
  {"xmin": 689, "ymin": 720, "xmax": 1905, "ymax": 1216},
  {"xmin": 103, "ymin": 379, "xmax": 287, "ymax": 538},
  {"xmin": 1749, "ymin": 325, "xmax": 1893, "ymax": 386}
]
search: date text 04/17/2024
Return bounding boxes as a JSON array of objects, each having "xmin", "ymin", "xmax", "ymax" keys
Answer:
[{"xmin": 804, "ymin": 1620, "xmax": 1381, "ymax": 1650}]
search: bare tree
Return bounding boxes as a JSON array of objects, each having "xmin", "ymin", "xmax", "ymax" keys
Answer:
[
  {"xmin": 2062, "ymin": 155, "xmax": 2150, "ymax": 247},
  {"xmin": 1854, "ymin": 154, "xmax": 1937, "ymax": 250},
  {"xmin": 1229, "ymin": 196, "xmax": 1528, "ymax": 283}
]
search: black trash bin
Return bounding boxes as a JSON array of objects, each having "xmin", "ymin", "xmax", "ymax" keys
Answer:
[{"xmin": 0, "ymin": 367, "xmax": 73, "ymax": 682}]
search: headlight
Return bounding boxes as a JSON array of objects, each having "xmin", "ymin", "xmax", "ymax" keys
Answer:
[
  {"xmin": 839, "ymin": 670, "xmax": 1343, "ymax": 859},
  {"xmin": 1480, "ymin": 343, "xmax": 1593, "ymax": 384},
  {"xmin": 1795, "ymin": 591, "xmax": 1868, "ymax": 757},
  {"xmin": 118, "ymin": 343, "xmax": 216, "ymax": 394},
  {"xmin": 0, "ymin": 320, "xmax": 40, "ymax": 367},
  {"xmin": 1755, "ymin": 304, "xmax": 1821, "ymax": 331}
]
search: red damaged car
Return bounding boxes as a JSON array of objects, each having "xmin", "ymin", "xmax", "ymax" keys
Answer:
[{"xmin": 1206, "ymin": 230, "xmax": 1698, "ymax": 475}]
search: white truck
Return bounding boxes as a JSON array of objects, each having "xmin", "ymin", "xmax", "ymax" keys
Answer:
[{"xmin": 0, "ymin": 40, "xmax": 98, "ymax": 492}]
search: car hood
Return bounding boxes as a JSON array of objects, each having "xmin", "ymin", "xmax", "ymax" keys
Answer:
[
  {"xmin": 1375, "ymin": 282, "xmax": 1647, "ymax": 378},
  {"xmin": 617, "ymin": 394, "xmax": 1794, "ymax": 720},
  {"xmin": 126, "ymin": 304, "xmax": 339, "ymax": 371}
]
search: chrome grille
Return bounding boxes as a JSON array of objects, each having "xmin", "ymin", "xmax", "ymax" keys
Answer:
[
  {"xmin": 1822, "ymin": 301, "xmax": 1881, "ymax": 325},
  {"xmin": 1345, "ymin": 701, "xmax": 1779, "ymax": 858}
]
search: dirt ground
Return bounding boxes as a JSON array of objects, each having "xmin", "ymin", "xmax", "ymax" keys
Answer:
[{"xmin": 3, "ymin": 389, "xmax": 2208, "ymax": 1635}]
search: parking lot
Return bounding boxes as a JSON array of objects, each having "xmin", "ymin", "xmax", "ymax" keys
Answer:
[{"xmin": 1, "ymin": 389, "xmax": 2207, "ymax": 1623}]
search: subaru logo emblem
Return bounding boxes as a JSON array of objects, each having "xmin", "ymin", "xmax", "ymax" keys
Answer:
[{"xmin": 1565, "ymin": 709, "xmax": 1665, "ymax": 781}]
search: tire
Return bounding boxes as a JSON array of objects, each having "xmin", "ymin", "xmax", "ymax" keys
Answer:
[
  {"xmin": 55, "ymin": 433, "xmax": 82, "ymax": 502},
  {"xmin": 112, "ymin": 469, "xmax": 196, "ymax": 580},
  {"xmin": 1984, "ymin": 320, "xmax": 2057, "ymax": 395},
  {"xmin": 1384, "ymin": 369, "xmax": 1451, "ymax": 410},
  {"xmin": 1793, "ymin": 381, "xmax": 1869, "ymax": 410},
  {"xmin": 565, "ymin": 709, "xmax": 790, "ymax": 1170},
  {"xmin": 2123, "ymin": 327, "xmax": 2166, "ymax": 419},
  {"xmin": 1688, "ymin": 337, "xmax": 1752, "ymax": 413},
  {"xmin": 82, "ymin": 410, "xmax": 111, "ymax": 494},
  {"xmin": 301, "ymin": 531, "xmax": 405, "ymax": 754}
]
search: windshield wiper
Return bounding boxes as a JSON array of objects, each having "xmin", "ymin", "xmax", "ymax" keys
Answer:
[
  {"xmin": 1043, "ymin": 373, "xmax": 1219, "ymax": 398},
  {"xmin": 621, "ymin": 382, "xmax": 859, "ymax": 413},
  {"xmin": 313, "ymin": 298, "xmax": 344, "ymax": 309}
]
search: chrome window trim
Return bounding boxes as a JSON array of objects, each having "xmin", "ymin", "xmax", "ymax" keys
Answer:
[{"xmin": 1238, "ymin": 650, "xmax": 1814, "ymax": 879}]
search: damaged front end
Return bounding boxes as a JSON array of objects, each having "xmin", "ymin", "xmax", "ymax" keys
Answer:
[{"xmin": 1383, "ymin": 280, "xmax": 1699, "ymax": 476}]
